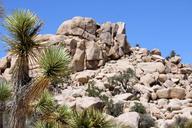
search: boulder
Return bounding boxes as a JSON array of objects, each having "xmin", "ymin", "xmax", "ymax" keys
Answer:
[
  {"xmin": 169, "ymin": 56, "xmax": 181, "ymax": 64},
  {"xmin": 150, "ymin": 48, "xmax": 161, "ymax": 55},
  {"xmin": 163, "ymin": 80, "xmax": 175, "ymax": 88},
  {"xmin": 158, "ymin": 99, "xmax": 168, "ymax": 108},
  {"xmin": 151, "ymin": 55, "xmax": 164, "ymax": 61},
  {"xmin": 75, "ymin": 97, "xmax": 104, "ymax": 110},
  {"xmin": 99, "ymin": 32, "xmax": 112, "ymax": 45},
  {"xmin": 70, "ymin": 41, "xmax": 85, "ymax": 72},
  {"xmin": 117, "ymin": 22, "xmax": 126, "ymax": 34},
  {"xmin": 57, "ymin": 16, "xmax": 97, "ymax": 40},
  {"xmin": 137, "ymin": 62, "xmax": 165, "ymax": 74},
  {"xmin": 138, "ymin": 48, "xmax": 148, "ymax": 56},
  {"xmin": 116, "ymin": 112, "xmax": 140, "ymax": 128},
  {"xmin": 180, "ymin": 67, "xmax": 192, "ymax": 74},
  {"xmin": 158, "ymin": 74, "xmax": 167, "ymax": 83},
  {"xmin": 85, "ymin": 41, "xmax": 103, "ymax": 69},
  {"xmin": 167, "ymin": 99, "xmax": 182, "ymax": 110},
  {"xmin": 114, "ymin": 93, "xmax": 134, "ymax": 101},
  {"xmin": 156, "ymin": 89, "xmax": 170, "ymax": 99},
  {"xmin": 75, "ymin": 70, "xmax": 95, "ymax": 84},
  {"xmin": 140, "ymin": 73, "xmax": 156, "ymax": 86},
  {"xmin": 0, "ymin": 57, "xmax": 11, "ymax": 74},
  {"xmin": 169, "ymin": 87, "xmax": 185, "ymax": 99},
  {"xmin": 156, "ymin": 87, "xmax": 186, "ymax": 99}
]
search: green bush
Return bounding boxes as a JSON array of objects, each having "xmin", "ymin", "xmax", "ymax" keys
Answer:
[
  {"xmin": 86, "ymin": 81, "xmax": 103, "ymax": 97},
  {"xmin": 130, "ymin": 102, "xmax": 146, "ymax": 114},
  {"xmin": 86, "ymin": 81, "xmax": 123, "ymax": 117},
  {"xmin": 166, "ymin": 50, "xmax": 180, "ymax": 60},
  {"xmin": 104, "ymin": 99, "xmax": 124, "ymax": 117},
  {"xmin": 108, "ymin": 68, "xmax": 137, "ymax": 95}
]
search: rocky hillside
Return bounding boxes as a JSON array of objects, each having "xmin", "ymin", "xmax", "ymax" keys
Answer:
[{"xmin": 1, "ymin": 17, "xmax": 192, "ymax": 128}]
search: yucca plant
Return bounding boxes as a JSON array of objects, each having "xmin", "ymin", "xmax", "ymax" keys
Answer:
[
  {"xmin": 13, "ymin": 47, "xmax": 70, "ymax": 128},
  {"xmin": 68, "ymin": 108, "xmax": 114, "ymax": 128},
  {"xmin": 34, "ymin": 121, "xmax": 59, "ymax": 128},
  {"xmin": 20, "ymin": 47, "xmax": 70, "ymax": 105},
  {"xmin": 0, "ymin": 80, "xmax": 12, "ymax": 128},
  {"xmin": 35, "ymin": 90, "xmax": 55, "ymax": 113},
  {"xmin": 3, "ymin": 9, "xmax": 43, "ymax": 90},
  {"xmin": 3, "ymin": 9, "xmax": 43, "ymax": 128},
  {"xmin": 55, "ymin": 105, "xmax": 72, "ymax": 126},
  {"xmin": 34, "ymin": 91, "xmax": 69, "ymax": 123},
  {"xmin": 0, "ymin": 81, "xmax": 12, "ymax": 102},
  {"xmin": 33, "ymin": 91, "xmax": 72, "ymax": 128}
]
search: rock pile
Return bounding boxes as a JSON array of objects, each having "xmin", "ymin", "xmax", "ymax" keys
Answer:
[
  {"xmin": 1, "ymin": 17, "xmax": 192, "ymax": 128},
  {"xmin": 63, "ymin": 46, "xmax": 192, "ymax": 128}
]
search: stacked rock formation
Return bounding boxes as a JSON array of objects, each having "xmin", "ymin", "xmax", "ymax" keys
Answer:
[{"xmin": 36, "ymin": 17, "xmax": 131, "ymax": 72}]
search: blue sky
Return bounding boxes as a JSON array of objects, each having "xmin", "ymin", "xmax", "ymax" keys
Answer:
[{"xmin": 0, "ymin": 0, "xmax": 192, "ymax": 63}]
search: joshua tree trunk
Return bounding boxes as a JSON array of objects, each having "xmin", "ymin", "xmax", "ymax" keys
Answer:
[
  {"xmin": 0, "ymin": 111, "xmax": 3, "ymax": 128},
  {"xmin": 0, "ymin": 102, "xmax": 6, "ymax": 128},
  {"xmin": 10, "ymin": 100, "xmax": 27, "ymax": 128},
  {"xmin": 10, "ymin": 55, "xmax": 30, "ymax": 128}
]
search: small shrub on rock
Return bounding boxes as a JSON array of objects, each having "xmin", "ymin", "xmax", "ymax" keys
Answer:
[
  {"xmin": 104, "ymin": 99, "xmax": 124, "ymax": 117},
  {"xmin": 108, "ymin": 68, "xmax": 137, "ymax": 95},
  {"xmin": 85, "ymin": 81, "xmax": 123, "ymax": 117},
  {"xmin": 130, "ymin": 102, "xmax": 146, "ymax": 114},
  {"xmin": 86, "ymin": 81, "xmax": 103, "ymax": 97}
]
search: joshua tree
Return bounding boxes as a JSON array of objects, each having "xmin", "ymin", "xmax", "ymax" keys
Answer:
[
  {"xmin": 0, "ymin": 80, "xmax": 12, "ymax": 128},
  {"xmin": 3, "ymin": 9, "xmax": 43, "ymax": 128},
  {"xmin": 3, "ymin": 9, "xmax": 43, "ymax": 92},
  {"xmin": 12, "ymin": 47, "xmax": 70, "ymax": 128}
]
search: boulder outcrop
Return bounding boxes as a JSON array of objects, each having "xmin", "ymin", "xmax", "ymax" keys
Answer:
[
  {"xmin": 36, "ymin": 17, "xmax": 131, "ymax": 72},
  {"xmin": 1, "ymin": 17, "xmax": 192, "ymax": 128}
]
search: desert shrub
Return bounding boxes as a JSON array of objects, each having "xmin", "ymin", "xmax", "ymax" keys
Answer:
[
  {"xmin": 68, "ymin": 108, "xmax": 114, "ymax": 128},
  {"xmin": 166, "ymin": 50, "xmax": 180, "ymax": 60},
  {"xmin": 86, "ymin": 81, "xmax": 123, "ymax": 117},
  {"xmin": 86, "ymin": 81, "xmax": 104, "ymax": 97},
  {"xmin": 130, "ymin": 102, "xmax": 146, "ymax": 114},
  {"xmin": 108, "ymin": 68, "xmax": 137, "ymax": 95},
  {"xmin": 135, "ymin": 43, "xmax": 141, "ymax": 48},
  {"xmin": 104, "ymin": 99, "xmax": 124, "ymax": 117},
  {"xmin": 139, "ymin": 114, "xmax": 155, "ymax": 128}
]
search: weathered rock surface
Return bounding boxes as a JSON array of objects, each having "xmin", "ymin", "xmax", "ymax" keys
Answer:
[
  {"xmin": 116, "ymin": 112, "xmax": 140, "ymax": 128},
  {"xmin": 34, "ymin": 17, "xmax": 131, "ymax": 72},
  {"xmin": 156, "ymin": 87, "xmax": 186, "ymax": 99}
]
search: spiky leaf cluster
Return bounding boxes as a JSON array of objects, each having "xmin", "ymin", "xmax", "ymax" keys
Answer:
[
  {"xmin": 3, "ymin": 9, "xmax": 42, "ymax": 56},
  {"xmin": 39, "ymin": 47, "xmax": 70, "ymax": 82},
  {"xmin": 68, "ymin": 108, "xmax": 114, "ymax": 128},
  {"xmin": 0, "ymin": 81, "xmax": 12, "ymax": 102}
]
